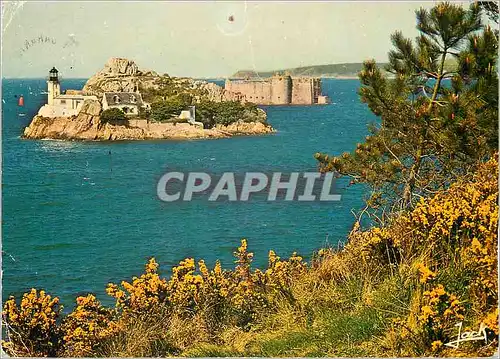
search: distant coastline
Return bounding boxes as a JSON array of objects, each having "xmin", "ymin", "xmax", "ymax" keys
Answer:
[
  {"xmin": 230, "ymin": 62, "xmax": 388, "ymax": 79},
  {"xmin": 230, "ymin": 59, "xmax": 458, "ymax": 80}
]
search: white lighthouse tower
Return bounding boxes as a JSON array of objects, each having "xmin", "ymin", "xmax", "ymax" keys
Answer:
[{"xmin": 47, "ymin": 67, "xmax": 61, "ymax": 105}]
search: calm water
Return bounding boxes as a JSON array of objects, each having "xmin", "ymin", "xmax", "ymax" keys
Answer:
[{"xmin": 2, "ymin": 78, "xmax": 375, "ymax": 307}]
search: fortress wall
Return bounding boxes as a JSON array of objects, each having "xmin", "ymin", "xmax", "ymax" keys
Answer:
[
  {"xmin": 225, "ymin": 76, "xmax": 323, "ymax": 105},
  {"xmin": 291, "ymin": 78, "xmax": 314, "ymax": 105},
  {"xmin": 271, "ymin": 76, "xmax": 292, "ymax": 105},
  {"xmin": 225, "ymin": 80, "xmax": 273, "ymax": 104},
  {"xmin": 312, "ymin": 79, "xmax": 322, "ymax": 103}
]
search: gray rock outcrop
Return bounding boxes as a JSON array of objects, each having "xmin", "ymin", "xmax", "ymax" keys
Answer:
[
  {"xmin": 82, "ymin": 57, "xmax": 234, "ymax": 103},
  {"xmin": 82, "ymin": 58, "xmax": 159, "ymax": 96},
  {"xmin": 103, "ymin": 57, "xmax": 139, "ymax": 75}
]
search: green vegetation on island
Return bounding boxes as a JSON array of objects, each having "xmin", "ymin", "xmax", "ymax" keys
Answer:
[
  {"xmin": 140, "ymin": 76, "xmax": 266, "ymax": 128},
  {"xmin": 100, "ymin": 108, "xmax": 128, "ymax": 125},
  {"xmin": 195, "ymin": 101, "xmax": 261, "ymax": 127},
  {"xmin": 2, "ymin": 2, "xmax": 498, "ymax": 358}
]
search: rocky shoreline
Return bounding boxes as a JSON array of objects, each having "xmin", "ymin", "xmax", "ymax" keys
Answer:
[
  {"xmin": 23, "ymin": 57, "xmax": 276, "ymax": 141},
  {"xmin": 23, "ymin": 100, "xmax": 275, "ymax": 141}
]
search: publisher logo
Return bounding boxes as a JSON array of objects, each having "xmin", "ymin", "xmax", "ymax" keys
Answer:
[{"xmin": 157, "ymin": 172, "xmax": 341, "ymax": 202}]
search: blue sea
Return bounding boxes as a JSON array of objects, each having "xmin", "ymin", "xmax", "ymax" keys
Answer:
[{"xmin": 2, "ymin": 78, "xmax": 375, "ymax": 307}]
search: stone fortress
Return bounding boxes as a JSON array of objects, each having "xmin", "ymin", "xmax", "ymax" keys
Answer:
[{"xmin": 224, "ymin": 74, "xmax": 329, "ymax": 105}]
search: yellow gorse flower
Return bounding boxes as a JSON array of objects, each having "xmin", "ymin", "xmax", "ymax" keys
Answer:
[
  {"xmin": 2, "ymin": 289, "xmax": 62, "ymax": 357},
  {"xmin": 106, "ymin": 258, "xmax": 168, "ymax": 313},
  {"xmin": 61, "ymin": 294, "xmax": 121, "ymax": 357},
  {"xmin": 417, "ymin": 263, "xmax": 436, "ymax": 284},
  {"xmin": 481, "ymin": 308, "xmax": 499, "ymax": 335}
]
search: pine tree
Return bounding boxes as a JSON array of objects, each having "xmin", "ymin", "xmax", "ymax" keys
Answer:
[{"xmin": 316, "ymin": 2, "xmax": 498, "ymax": 215}]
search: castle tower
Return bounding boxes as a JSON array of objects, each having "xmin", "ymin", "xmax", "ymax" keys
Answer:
[
  {"xmin": 47, "ymin": 67, "xmax": 61, "ymax": 105},
  {"xmin": 313, "ymin": 78, "xmax": 321, "ymax": 103},
  {"xmin": 270, "ymin": 74, "xmax": 292, "ymax": 105}
]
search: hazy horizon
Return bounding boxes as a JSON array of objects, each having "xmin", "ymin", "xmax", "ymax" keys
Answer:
[
  {"xmin": 2, "ymin": 1, "xmax": 467, "ymax": 79},
  {"xmin": 1, "ymin": 60, "xmax": 385, "ymax": 80}
]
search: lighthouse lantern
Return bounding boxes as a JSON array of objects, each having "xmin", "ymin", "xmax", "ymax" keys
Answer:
[
  {"xmin": 49, "ymin": 67, "xmax": 59, "ymax": 82},
  {"xmin": 47, "ymin": 67, "xmax": 61, "ymax": 105}
]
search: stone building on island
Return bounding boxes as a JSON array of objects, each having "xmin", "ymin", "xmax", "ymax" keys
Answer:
[
  {"xmin": 102, "ymin": 92, "xmax": 149, "ymax": 116},
  {"xmin": 37, "ymin": 67, "xmax": 98, "ymax": 117},
  {"xmin": 224, "ymin": 74, "xmax": 329, "ymax": 105},
  {"xmin": 37, "ymin": 66, "xmax": 150, "ymax": 118}
]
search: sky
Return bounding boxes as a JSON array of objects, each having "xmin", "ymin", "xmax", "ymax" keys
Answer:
[{"xmin": 2, "ymin": 1, "xmax": 468, "ymax": 78}]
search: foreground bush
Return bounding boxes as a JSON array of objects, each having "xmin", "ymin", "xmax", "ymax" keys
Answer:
[
  {"xmin": 2, "ymin": 289, "xmax": 62, "ymax": 357},
  {"xmin": 2, "ymin": 157, "xmax": 498, "ymax": 357},
  {"xmin": 344, "ymin": 155, "xmax": 498, "ymax": 356}
]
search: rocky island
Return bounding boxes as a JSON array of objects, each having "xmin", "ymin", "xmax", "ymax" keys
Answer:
[{"xmin": 23, "ymin": 58, "xmax": 275, "ymax": 141}]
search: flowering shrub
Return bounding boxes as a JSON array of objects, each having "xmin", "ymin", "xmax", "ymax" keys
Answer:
[
  {"xmin": 262, "ymin": 250, "xmax": 306, "ymax": 304},
  {"xmin": 266, "ymin": 250, "xmax": 306, "ymax": 288},
  {"xmin": 104, "ymin": 241, "xmax": 308, "ymax": 332},
  {"xmin": 416, "ymin": 263, "xmax": 436, "ymax": 284},
  {"xmin": 341, "ymin": 156, "xmax": 498, "ymax": 354},
  {"xmin": 482, "ymin": 308, "xmax": 499, "ymax": 336},
  {"xmin": 60, "ymin": 294, "xmax": 121, "ymax": 357},
  {"xmin": 410, "ymin": 173, "xmax": 497, "ymax": 276},
  {"xmin": 343, "ymin": 224, "xmax": 399, "ymax": 275},
  {"xmin": 229, "ymin": 240, "xmax": 266, "ymax": 317},
  {"xmin": 418, "ymin": 284, "xmax": 465, "ymax": 344},
  {"xmin": 196, "ymin": 259, "xmax": 233, "ymax": 335},
  {"xmin": 167, "ymin": 258, "xmax": 204, "ymax": 310},
  {"xmin": 228, "ymin": 241, "xmax": 308, "ymax": 325},
  {"xmin": 199, "ymin": 259, "xmax": 231, "ymax": 300},
  {"xmin": 233, "ymin": 239, "xmax": 254, "ymax": 280},
  {"xmin": 2, "ymin": 289, "xmax": 62, "ymax": 357},
  {"xmin": 106, "ymin": 258, "xmax": 169, "ymax": 313}
]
